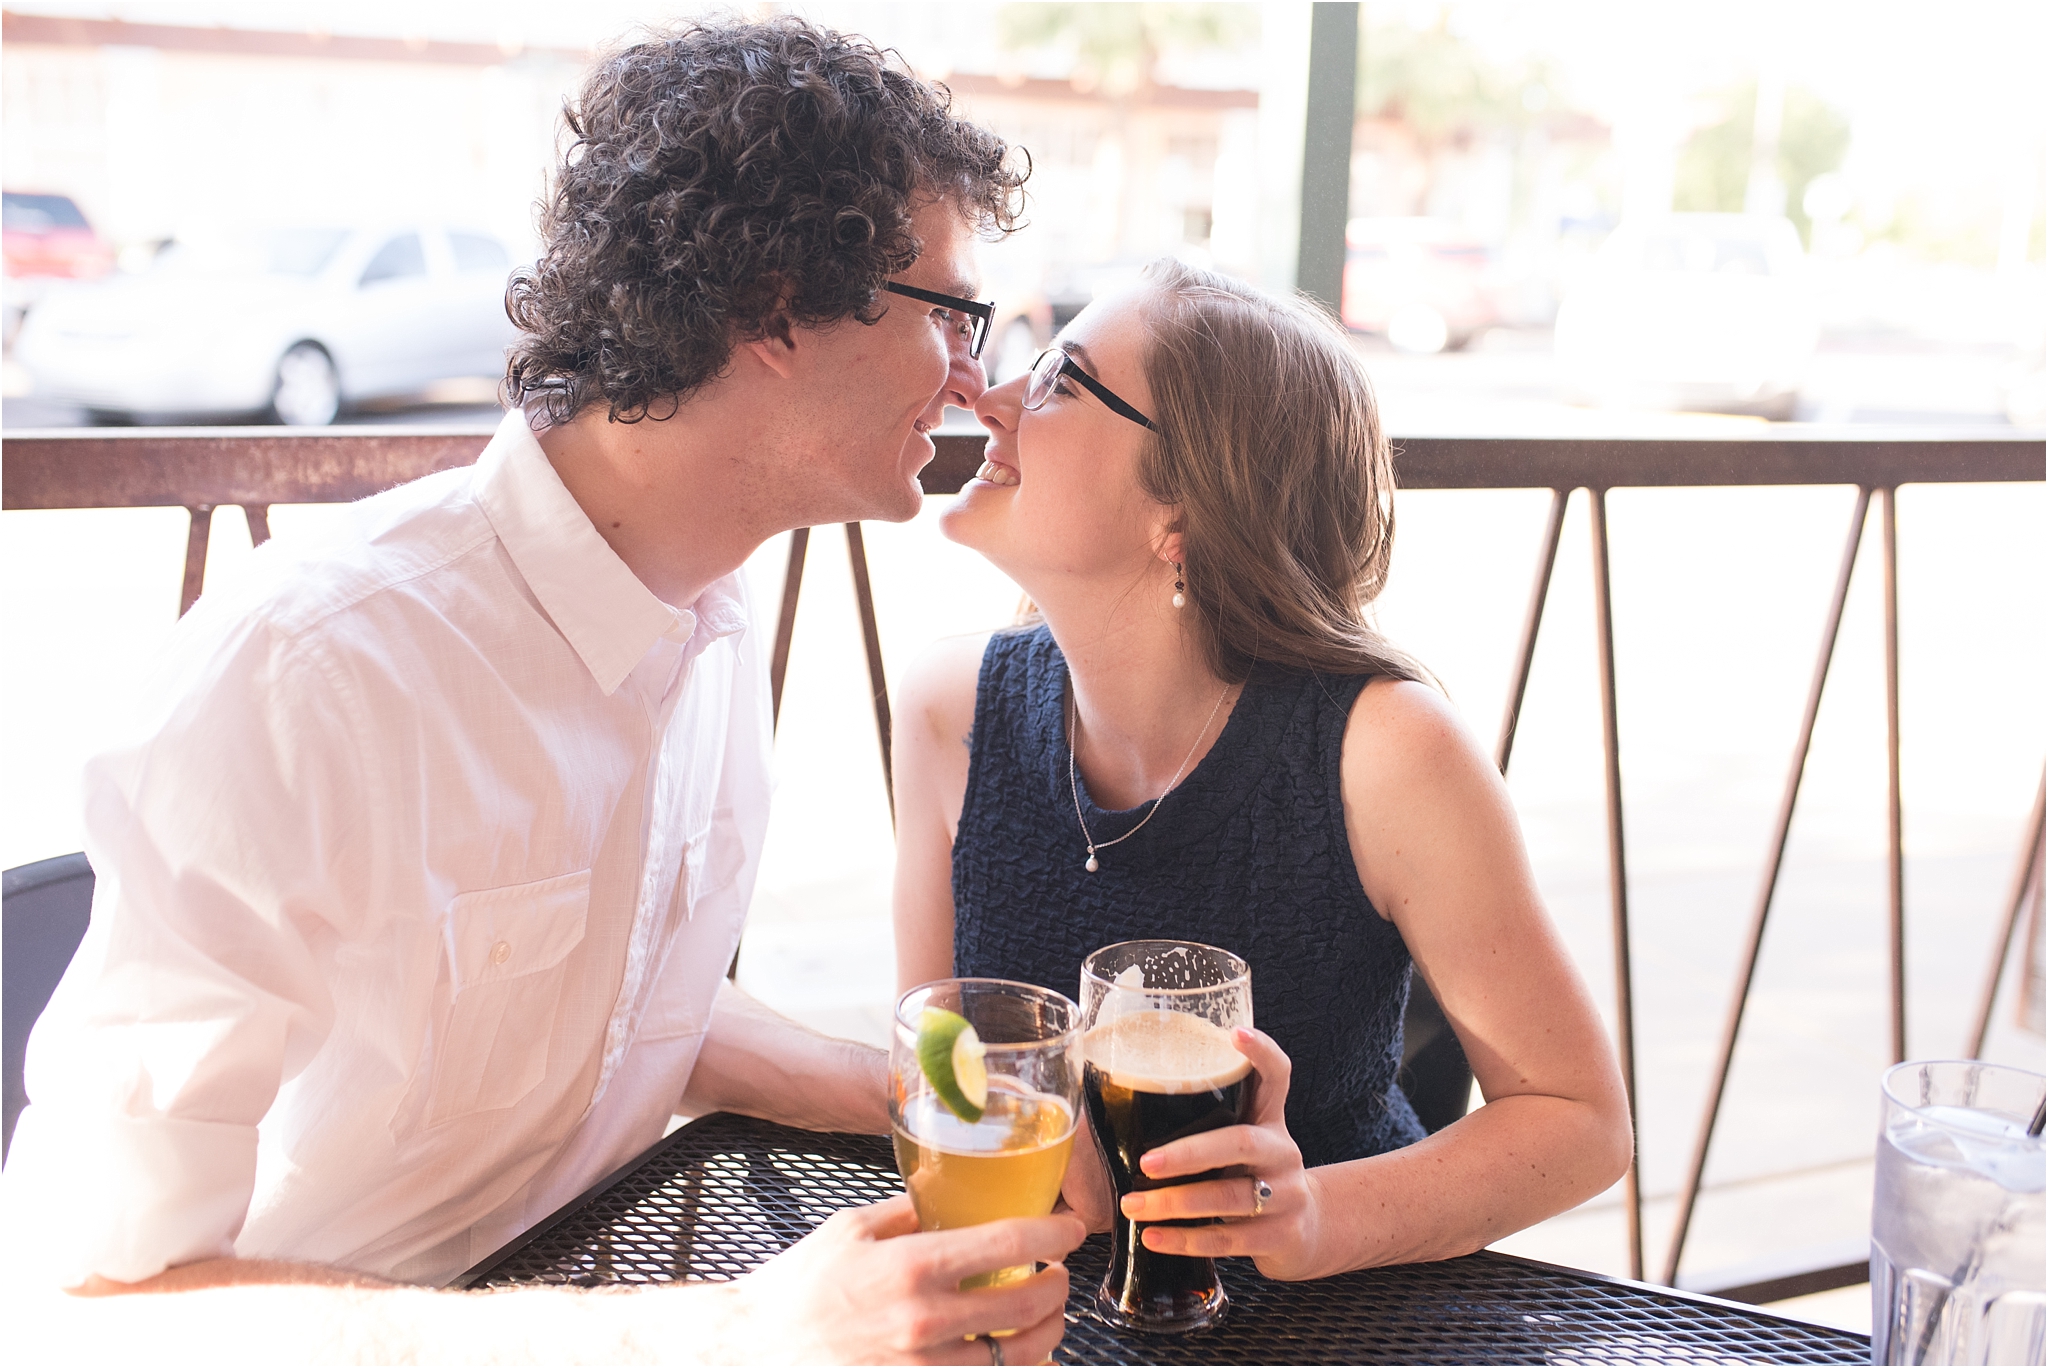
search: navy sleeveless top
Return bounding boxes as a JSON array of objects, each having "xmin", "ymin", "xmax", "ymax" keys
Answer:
[{"xmin": 952, "ymin": 624, "xmax": 1427, "ymax": 1167}]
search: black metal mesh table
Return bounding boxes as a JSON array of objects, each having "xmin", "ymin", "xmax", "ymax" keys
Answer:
[{"xmin": 464, "ymin": 1112, "xmax": 1870, "ymax": 1364}]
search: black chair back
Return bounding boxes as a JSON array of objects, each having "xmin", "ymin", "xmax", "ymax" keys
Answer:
[
  {"xmin": 3, "ymin": 852, "xmax": 93, "ymax": 1160},
  {"xmin": 1400, "ymin": 975, "xmax": 1475, "ymax": 1133}
]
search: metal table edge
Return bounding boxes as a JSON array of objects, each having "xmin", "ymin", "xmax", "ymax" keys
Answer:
[
  {"xmin": 458, "ymin": 1114, "xmax": 1872, "ymax": 1353},
  {"xmin": 455, "ymin": 1111, "xmax": 749, "ymax": 1289},
  {"xmin": 1464, "ymin": 1248, "xmax": 1870, "ymax": 1343}
]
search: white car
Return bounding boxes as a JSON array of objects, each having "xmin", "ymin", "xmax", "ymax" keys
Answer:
[
  {"xmin": 15, "ymin": 224, "xmax": 519, "ymax": 425},
  {"xmin": 1555, "ymin": 214, "xmax": 1818, "ymax": 420}
]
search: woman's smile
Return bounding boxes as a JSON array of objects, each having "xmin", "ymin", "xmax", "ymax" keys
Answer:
[{"xmin": 974, "ymin": 457, "xmax": 1020, "ymax": 487}]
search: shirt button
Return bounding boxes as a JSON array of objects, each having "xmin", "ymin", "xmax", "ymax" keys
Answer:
[{"xmin": 490, "ymin": 940, "xmax": 512, "ymax": 966}]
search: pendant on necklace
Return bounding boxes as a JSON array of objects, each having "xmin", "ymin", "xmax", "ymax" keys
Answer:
[{"xmin": 1085, "ymin": 853, "xmax": 1100, "ymax": 873}]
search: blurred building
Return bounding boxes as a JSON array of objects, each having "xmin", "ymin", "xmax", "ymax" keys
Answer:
[
  {"xmin": 1347, "ymin": 106, "xmax": 1614, "ymax": 328},
  {"xmin": 1, "ymin": 10, "xmax": 1266, "ymax": 322},
  {"xmin": 942, "ymin": 72, "xmax": 1259, "ymax": 333},
  {"xmin": 1, "ymin": 12, "xmax": 589, "ymax": 262}
]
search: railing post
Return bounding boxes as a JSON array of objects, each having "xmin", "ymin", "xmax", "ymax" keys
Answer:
[
  {"xmin": 178, "ymin": 504, "xmax": 215, "ymax": 616},
  {"xmin": 1587, "ymin": 486, "xmax": 1643, "ymax": 1280},
  {"xmin": 1662, "ymin": 486, "xmax": 1872, "ymax": 1285},
  {"xmin": 1881, "ymin": 487, "xmax": 1905, "ymax": 1063},
  {"xmin": 769, "ymin": 527, "xmax": 810, "ymax": 730},
  {"xmin": 1495, "ymin": 487, "xmax": 1569, "ymax": 776},
  {"xmin": 1969, "ymin": 771, "xmax": 2046, "ymax": 1058},
  {"xmin": 844, "ymin": 523, "xmax": 894, "ymax": 824}
]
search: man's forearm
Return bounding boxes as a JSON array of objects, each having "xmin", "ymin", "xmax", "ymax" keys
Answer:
[
  {"xmin": 680, "ymin": 981, "xmax": 891, "ymax": 1134},
  {"xmin": 30, "ymin": 1273, "xmax": 753, "ymax": 1366},
  {"xmin": 32, "ymin": 1198, "xmax": 1087, "ymax": 1366}
]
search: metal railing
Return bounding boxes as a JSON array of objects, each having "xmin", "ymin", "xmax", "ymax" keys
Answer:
[{"xmin": 4, "ymin": 423, "xmax": 2043, "ymax": 1300}]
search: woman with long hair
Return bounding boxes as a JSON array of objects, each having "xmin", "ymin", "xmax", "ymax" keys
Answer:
[{"xmin": 890, "ymin": 259, "xmax": 1631, "ymax": 1276}]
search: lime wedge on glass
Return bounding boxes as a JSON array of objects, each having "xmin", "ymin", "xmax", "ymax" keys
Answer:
[{"xmin": 916, "ymin": 1007, "xmax": 989, "ymax": 1123}]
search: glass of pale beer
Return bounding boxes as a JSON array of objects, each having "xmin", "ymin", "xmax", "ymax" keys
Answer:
[
  {"xmin": 1080, "ymin": 940, "xmax": 1253, "ymax": 1334},
  {"xmin": 890, "ymin": 978, "xmax": 1082, "ymax": 1290}
]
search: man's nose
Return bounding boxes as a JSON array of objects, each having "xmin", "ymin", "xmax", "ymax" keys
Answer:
[{"xmin": 942, "ymin": 332, "xmax": 988, "ymax": 411}]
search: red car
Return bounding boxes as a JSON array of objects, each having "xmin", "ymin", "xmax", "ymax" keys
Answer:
[
  {"xmin": 1341, "ymin": 217, "xmax": 1500, "ymax": 354},
  {"xmin": 4, "ymin": 192, "xmax": 112, "ymax": 281},
  {"xmin": 4, "ymin": 191, "xmax": 113, "ymax": 345}
]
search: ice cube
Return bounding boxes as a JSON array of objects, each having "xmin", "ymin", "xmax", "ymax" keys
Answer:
[{"xmin": 1893, "ymin": 1106, "xmax": 2048, "ymax": 1194}]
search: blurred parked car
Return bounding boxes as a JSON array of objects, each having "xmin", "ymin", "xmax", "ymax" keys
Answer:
[
  {"xmin": 2004, "ymin": 340, "xmax": 2046, "ymax": 429},
  {"xmin": 1041, "ymin": 257, "xmax": 1156, "ymax": 348},
  {"xmin": 975, "ymin": 242, "xmax": 1055, "ymax": 386},
  {"xmin": 14, "ymin": 224, "xmax": 519, "ymax": 425},
  {"xmin": 1555, "ymin": 214, "xmax": 1817, "ymax": 420},
  {"xmin": 1341, "ymin": 218, "xmax": 1501, "ymax": 354},
  {"xmin": 3, "ymin": 190, "xmax": 114, "ymax": 346}
]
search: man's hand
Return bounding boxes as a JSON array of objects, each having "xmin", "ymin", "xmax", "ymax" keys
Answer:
[
  {"xmin": 731, "ymin": 1196, "xmax": 1084, "ymax": 1364},
  {"xmin": 1055, "ymin": 1110, "xmax": 1114, "ymax": 1234}
]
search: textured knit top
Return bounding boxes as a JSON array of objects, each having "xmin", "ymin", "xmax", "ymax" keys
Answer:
[{"xmin": 951, "ymin": 624, "xmax": 1427, "ymax": 1167}]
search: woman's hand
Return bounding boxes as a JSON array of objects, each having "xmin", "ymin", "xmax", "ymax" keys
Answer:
[
  {"xmin": 1115, "ymin": 1028, "xmax": 1329, "ymax": 1282},
  {"xmin": 1055, "ymin": 1107, "xmax": 1116, "ymax": 1233}
]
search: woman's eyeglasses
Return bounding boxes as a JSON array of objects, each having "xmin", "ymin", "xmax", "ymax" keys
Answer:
[
  {"xmin": 1022, "ymin": 348, "xmax": 1160, "ymax": 432},
  {"xmin": 881, "ymin": 281, "xmax": 994, "ymax": 360}
]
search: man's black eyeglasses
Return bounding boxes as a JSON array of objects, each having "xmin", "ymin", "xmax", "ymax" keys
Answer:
[
  {"xmin": 1023, "ymin": 347, "xmax": 1160, "ymax": 432},
  {"xmin": 881, "ymin": 282, "xmax": 994, "ymax": 360}
]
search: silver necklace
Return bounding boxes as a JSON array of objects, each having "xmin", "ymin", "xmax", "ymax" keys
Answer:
[{"xmin": 1068, "ymin": 682, "xmax": 1232, "ymax": 873}]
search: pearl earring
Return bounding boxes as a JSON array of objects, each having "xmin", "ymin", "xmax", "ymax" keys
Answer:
[{"xmin": 1171, "ymin": 562, "xmax": 1186, "ymax": 610}]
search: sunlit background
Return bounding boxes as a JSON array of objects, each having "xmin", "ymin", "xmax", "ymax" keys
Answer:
[{"xmin": 3, "ymin": 0, "xmax": 2043, "ymax": 1333}]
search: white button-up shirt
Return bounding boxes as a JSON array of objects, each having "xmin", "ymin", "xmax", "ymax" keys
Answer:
[{"xmin": 4, "ymin": 410, "xmax": 772, "ymax": 1289}]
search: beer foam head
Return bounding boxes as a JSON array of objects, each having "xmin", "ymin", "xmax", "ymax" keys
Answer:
[{"xmin": 1084, "ymin": 1009, "xmax": 1251, "ymax": 1093}]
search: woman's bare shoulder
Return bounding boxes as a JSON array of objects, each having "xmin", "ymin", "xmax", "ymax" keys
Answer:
[
  {"xmin": 1347, "ymin": 676, "xmax": 1471, "ymax": 754},
  {"xmin": 897, "ymin": 631, "xmax": 993, "ymax": 748},
  {"xmin": 1340, "ymin": 675, "xmax": 1498, "ymax": 807},
  {"xmin": 1340, "ymin": 677, "xmax": 1531, "ymax": 923}
]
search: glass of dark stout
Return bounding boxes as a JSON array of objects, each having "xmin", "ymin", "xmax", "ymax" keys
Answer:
[{"xmin": 1079, "ymin": 940, "xmax": 1253, "ymax": 1334}]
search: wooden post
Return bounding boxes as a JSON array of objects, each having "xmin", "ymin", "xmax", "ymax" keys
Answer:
[{"xmin": 1295, "ymin": 2, "xmax": 1359, "ymax": 314}]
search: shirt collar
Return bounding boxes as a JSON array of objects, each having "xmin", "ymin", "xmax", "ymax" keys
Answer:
[{"xmin": 473, "ymin": 410, "xmax": 747, "ymax": 696}]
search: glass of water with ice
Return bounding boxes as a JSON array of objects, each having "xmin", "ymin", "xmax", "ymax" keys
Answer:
[{"xmin": 1871, "ymin": 1060, "xmax": 2044, "ymax": 1365}]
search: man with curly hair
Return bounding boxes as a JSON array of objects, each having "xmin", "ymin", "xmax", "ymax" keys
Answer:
[{"xmin": 7, "ymin": 17, "xmax": 1081, "ymax": 1363}]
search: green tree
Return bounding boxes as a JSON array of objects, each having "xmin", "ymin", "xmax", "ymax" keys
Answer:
[
  {"xmin": 995, "ymin": 3, "xmax": 1256, "ymax": 96},
  {"xmin": 1673, "ymin": 81, "xmax": 1851, "ymax": 243},
  {"xmin": 1357, "ymin": 12, "xmax": 1554, "ymax": 151}
]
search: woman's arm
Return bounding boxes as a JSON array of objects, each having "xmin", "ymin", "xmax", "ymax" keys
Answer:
[
  {"xmin": 1334, "ymin": 678, "xmax": 1632, "ymax": 1265},
  {"xmin": 1126, "ymin": 678, "xmax": 1631, "ymax": 1279},
  {"xmin": 889, "ymin": 634, "xmax": 987, "ymax": 994}
]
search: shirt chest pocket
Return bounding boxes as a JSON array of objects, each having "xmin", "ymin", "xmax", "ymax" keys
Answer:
[{"xmin": 425, "ymin": 869, "xmax": 591, "ymax": 1128}]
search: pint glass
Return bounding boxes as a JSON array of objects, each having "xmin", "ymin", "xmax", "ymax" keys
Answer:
[
  {"xmin": 890, "ymin": 978, "xmax": 1081, "ymax": 1290},
  {"xmin": 1080, "ymin": 940, "xmax": 1253, "ymax": 1334}
]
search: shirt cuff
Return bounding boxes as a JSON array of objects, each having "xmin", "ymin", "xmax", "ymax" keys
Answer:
[{"xmin": 3, "ymin": 1104, "xmax": 257, "ymax": 1287}]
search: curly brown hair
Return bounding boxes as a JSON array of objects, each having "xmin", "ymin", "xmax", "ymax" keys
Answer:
[{"xmin": 504, "ymin": 16, "xmax": 1028, "ymax": 424}]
